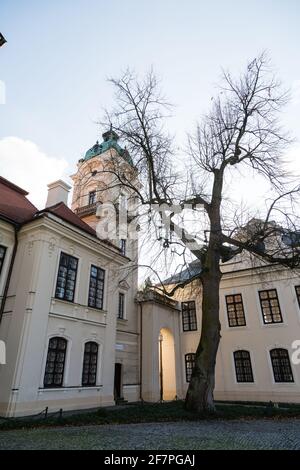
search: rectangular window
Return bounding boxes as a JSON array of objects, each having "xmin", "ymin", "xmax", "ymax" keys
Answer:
[
  {"xmin": 82, "ymin": 342, "xmax": 98, "ymax": 386},
  {"xmin": 0, "ymin": 245, "xmax": 7, "ymax": 276},
  {"xmin": 88, "ymin": 265, "xmax": 105, "ymax": 310},
  {"xmin": 185, "ymin": 353, "xmax": 195, "ymax": 382},
  {"xmin": 88, "ymin": 191, "xmax": 96, "ymax": 205},
  {"xmin": 226, "ymin": 294, "xmax": 246, "ymax": 327},
  {"xmin": 234, "ymin": 350, "xmax": 254, "ymax": 382},
  {"xmin": 55, "ymin": 252, "xmax": 78, "ymax": 302},
  {"xmin": 120, "ymin": 239, "xmax": 126, "ymax": 256},
  {"xmin": 118, "ymin": 293, "xmax": 125, "ymax": 319},
  {"xmin": 270, "ymin": 348, "xmax": 294, "ymax": 383},
  {"xmin": 259, "ymin": 289, "xmax": 283, "ymax": 324},
  {"xmin": 44, "ymin": 337, "xmax": 67, "ymax": 388},
  {"xmin": 295, "ymin": 286, "xmax": 300, "ymax": 309},
  {"xmin": 182, "ymin": 301, "xmax": 197, "ymax": 332}
]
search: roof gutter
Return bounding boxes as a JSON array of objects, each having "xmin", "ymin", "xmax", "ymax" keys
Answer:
[{"xmin": 0, "ymin": 224, "xmax": 19, "ymax": 324}]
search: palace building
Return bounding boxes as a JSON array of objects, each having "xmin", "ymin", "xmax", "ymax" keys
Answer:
[{"xmin": 0, "ymin": 130, "xmax": 299, "ymax": 417}]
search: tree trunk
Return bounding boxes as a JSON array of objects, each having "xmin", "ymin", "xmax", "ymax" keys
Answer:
[
  {"xmin": 185, "ymin": 271, "xmax": 221, "ymax": 412},
  {"xmin": 185, "ymin": 169, "xmax": 223, "ymax": 413}
]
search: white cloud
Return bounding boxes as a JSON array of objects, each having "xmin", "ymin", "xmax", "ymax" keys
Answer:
[{"xmin": 0, "ymin": 137, "xmax": 69, "ymax": 209}]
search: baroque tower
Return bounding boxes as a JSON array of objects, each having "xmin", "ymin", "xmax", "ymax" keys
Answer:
[{"xmin": 71, "ymin": 129, "xmax": 140, "ymax": 402}]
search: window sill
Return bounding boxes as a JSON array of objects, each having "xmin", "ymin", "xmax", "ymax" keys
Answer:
[{"xmin": 38, "ymin": 385, "xmax": 103, "ymax": 392}]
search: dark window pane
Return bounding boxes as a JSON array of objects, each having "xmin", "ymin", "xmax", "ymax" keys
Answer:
[
  {"xmin": 259, "ymin": 289, "xmax": 283, "ymax": 324},
  {"xmin": 44, "ymin": 337, "xmax": 67, "ymax": 388},
  {"xmin": 89, "ymin": 191, "xmax": 96, "ymax": 205},
  {"xmin": 88, "ymin": 266, "xmax": 105, "ymax": 310},
  {"xmin": 226, "ymin": 294, "xmax": 246, "ymax": 327},
  {"xmin": 234, "ymin": 350, "xmax": 254, "ymax": 382},
  {"xmin": 55, "ymin": 252, "xmax": 78, "ymax": 302},
  {"xmin": 185, "ymin": 353, "xmax": 196, "ymax": 382},
  {"xmin": 270, "ymin": 348, "xmax": 294, "ymax": 382},
  {"xmin": 0, "ymin": 245, "xmax": 7, "ymax": 276},
  {"xmin": 295, "ymin": 286, "xmax": 300, "ymax": 309},
  {"xmin": 120, "ymin": 239, "xmax": 126, "ymax": 256},
  {"xmin": 182, "ymin": 301, "xmax": 197, "ymax": 332},
  {"xmin": 118, "ymin": 293, "xmax": 125, "ymax": 319},
  {"xmin": 82, "ymin": 342, "xmax": 98, "ymax": 386}
]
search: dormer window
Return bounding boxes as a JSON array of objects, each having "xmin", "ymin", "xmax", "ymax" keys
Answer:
[{"xmin": 89, "ymin": 191, "xmax": 96, "ymax": 205}]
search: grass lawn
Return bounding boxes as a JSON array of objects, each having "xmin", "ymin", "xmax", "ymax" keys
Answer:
[{"xmin": 0, "ymin": 400, "xmax": 299, "ymax": 432}]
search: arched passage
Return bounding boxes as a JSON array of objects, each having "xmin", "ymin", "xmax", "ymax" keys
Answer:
[{"xmin": 158, "ymin": 328, "xmax": 176, "ymax": 401}]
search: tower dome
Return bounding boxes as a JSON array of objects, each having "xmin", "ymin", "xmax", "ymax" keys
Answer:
[{"xmin": 82, "ymin": 128, "xmax": 134, "ymax": 166}]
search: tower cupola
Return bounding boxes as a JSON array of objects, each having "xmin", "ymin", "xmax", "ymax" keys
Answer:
[{"xmin": 82, "ymin": 128, "xmax": 134, "ymax": 166}]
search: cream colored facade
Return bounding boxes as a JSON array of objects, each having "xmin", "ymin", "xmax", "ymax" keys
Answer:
[
  {"xmin": 138, "ymin": 259, "xmax": 300, "ymax": 404},
  {"xmin": 0, "ymin": 212, "xmax": 137, "ymax": 417},
  {"xmin": 0, "ymin": 133, "xmax": 300, "ymax": 418}
]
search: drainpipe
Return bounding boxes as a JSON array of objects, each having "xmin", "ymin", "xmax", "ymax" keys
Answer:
[
  {"xmin": 139, "ymin": 301, "xmax": 143, "ymax": 401},
  {"xmin": 0, "ymin": 225, "xmax": 19, "ymax": 324}
]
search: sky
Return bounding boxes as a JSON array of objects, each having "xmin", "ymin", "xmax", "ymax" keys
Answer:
[{"xmin": 1, "ymin": 0, "xmax": 300, "ymax": 209}]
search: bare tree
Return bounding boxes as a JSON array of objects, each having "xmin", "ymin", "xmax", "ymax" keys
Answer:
[{"xmin": 102, "ymin": 54, "xmax": 300, "ymax": 412}]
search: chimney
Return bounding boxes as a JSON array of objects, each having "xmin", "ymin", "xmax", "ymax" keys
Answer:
[{"xmin": 46, "ymin": 180, "xmax": 71, "ymax": 208}]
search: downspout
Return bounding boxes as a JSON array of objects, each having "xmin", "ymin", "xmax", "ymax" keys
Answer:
[
  {"xmin": 0, "ymin": 225, "xmax": 19, "ymax": 324},
  {"xmin": 139, "ymin": 301, "xmax": 143, "ymax": 401}
]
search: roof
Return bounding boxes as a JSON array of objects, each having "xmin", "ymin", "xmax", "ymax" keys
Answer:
[
  {"xmin": 0, "ymin": 176, "xmax": 38, "ymax": 224},
  {"xmin": 162, "ymin": 260, "xmax": 202, "ymax": 285},
  {"xmin": 37, "ymin": 202, "xmax": 122, "ymax": 252},
  {"xmin": 0, "ymin": 176, "xmax": 123, "ymax": 254},
  {"xmin": 37, "ymin": 202, "xmax": 97, "ymax": 237},
  {"xmin": 82, "ymin": 129, "xmax": 134, "ymax": 166}
]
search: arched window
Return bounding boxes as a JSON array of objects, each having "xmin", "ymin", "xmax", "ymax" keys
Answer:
[
  {"xmin": 270, "ymin": 348, "xmax": 294, "ymax": 383},
  {"xmin": 44, "ymin": 337, "xmax": 67, "ymax": 388},
  {"xmin": 82, "ymin": 342, "xmax": 98, "ymax": 386},
  {"xmin": 233, "ymin": 350, "xmax": 254, "ymax": 382},
  {"xmin": 185, "ymin": 353, "xmax": 195, "ymax": 382}
]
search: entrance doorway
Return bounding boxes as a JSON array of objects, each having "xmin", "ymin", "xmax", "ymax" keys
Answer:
[
  {"xmin": 158, "ymin": 328, "xmax": 176, "ymax": 401},
  {"xmin": 114, "ymin": 363, "xmax": 122, "ymax": 400}
]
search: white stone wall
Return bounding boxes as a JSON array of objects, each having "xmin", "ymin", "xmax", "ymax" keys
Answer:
[
  {"xmin": 178, "ymin": 266, "xmax": 300, "ymax": 403},
  {"xmin": 0, "ymin": 216, "xmax": 131, "ymax": 417}
]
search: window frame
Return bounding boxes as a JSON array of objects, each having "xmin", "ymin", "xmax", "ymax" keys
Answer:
[
  {"xmin": 88, "ymin": 190, "xmax": 96, "ymax": 205},
  {"xmin": 182, "ymin": 301, "xmax": 197, "ymax": 332},
  {"xmin": 82, "ymin": 341, "xmax": 99, "ymax": 387},
  {"xmin": 55, "ymin": 252, "xmax": 78, "ymax": 303},
  {"xmin": 258, "ymin": 289, "xmax": 283, "ymax": 325},
  {"xmin": 120, "ymin": 239, "xmax": 126, "ymax": 256},
  {"xmin": 0, "ymin": 245, "xmax": 7, "ymax": 277},
  {"xmin": 233, "ymin": 350, "xmax": 254, "ymax": 383},
  {"xmin": 88, "ymin": 265, "xmax": 105, "ymax": 310},
  {"xmin": 118, "ymin": 292, "xmax": 125, "ymax": 320},
  {"xmin": 225, "ymin": 294, "xmax": 246, "ymax": 327},
  {"xmin": 43, "ymin": 337, "xmax": 67, "ymax": 388},
  {"xmin": 185, "ymin": 353, "xmax": 196, "ymax": 383},
  {"xmin": 270, "ymin": 348, "xmax": 294, "ymax": 383}
]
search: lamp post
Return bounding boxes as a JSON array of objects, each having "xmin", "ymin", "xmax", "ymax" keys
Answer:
[{"xmin": 159, "ymin": 333, "xmax": 163, "ymax": 402}]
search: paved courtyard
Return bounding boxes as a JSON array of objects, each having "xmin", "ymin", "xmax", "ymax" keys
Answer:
[{"xmin": 0, "ymin": 419, "xmax": 299, "ymax": 450}]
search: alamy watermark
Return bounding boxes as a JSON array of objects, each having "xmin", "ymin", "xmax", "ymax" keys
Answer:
[
  {"xmin": 95, "ymin": 201, "xmax": 204, "ymax": 250},
  {"xmin": 291, "ymin": 340, "xmax": 300, "ymax": 365}
]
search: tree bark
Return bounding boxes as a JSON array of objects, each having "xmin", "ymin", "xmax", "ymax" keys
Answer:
[
  {"xmin": 185, "ymin": 169, "xmax": 223, "ymax": 412},
  {"xmin": 185, "ymin": 271, "xmax": 221, "ymax": 412}
]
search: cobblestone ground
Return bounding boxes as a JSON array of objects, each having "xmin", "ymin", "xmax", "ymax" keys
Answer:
[{"xmin": 0, "ymin": 419, "xmax": 299, "ymax": 450}]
